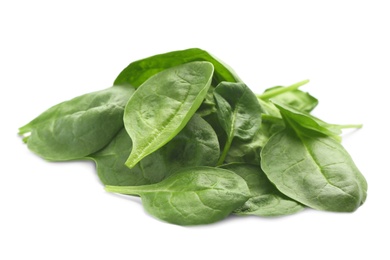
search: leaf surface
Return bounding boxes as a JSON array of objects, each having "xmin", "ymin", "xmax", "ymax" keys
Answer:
[
  {"xmin": 124, "ymin": 61, "xmax": 214, "ymax": 167},
  {"xmin": 261, "ymin": 128, "xmax": 367, "ymax": 212},
  {"xmin": 213, "ymin": 82, "xmax": 263, "ymax": 165},
  {"xmin": 114, "ymin": 48, "xmax": 240, "ymax": 87},
  {"xmin": 106, "ymin": 166, "xmax": 250, "ymax": 225},
  {"xmin": 19, "ymin": 85, "xmax": 135, "ymax": 161},
  {"xmin": 89, "ymin": 115, "xmax": 220, "ymax": 186},
  {"xmin": 222, "ymin": 163, "xmax": 304, "ymax": 216},
  {"xmin": 272, "ymin": 100, "xmax": 343, "ymax": 140},
  {"xmin": 263, "ymin": 86, "xmax": 318, "ymax": 113}
]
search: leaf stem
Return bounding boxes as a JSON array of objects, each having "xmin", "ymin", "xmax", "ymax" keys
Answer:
[
  {"xmin": 336, "ymin": 124, "xmax": 363, "ymax": 129},
  {"xmin": 257, "ymin": 79, "xmax": 310, "ymax": 100},
  {"xmin": 217, "ymin": 136, "xmax": 234, "ymax": 166},
  {"xmin": 105, "ymin": 185, "xmax": 140, "ymax": 196}
]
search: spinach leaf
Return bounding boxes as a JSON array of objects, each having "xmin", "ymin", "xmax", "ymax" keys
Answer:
[
  {"xmin": 201, "ymin": 111, "xmax": 228, "ymax": 154},
  {"xmin": 18, "ymin": 85, "xmax": 135, "ymax": 161},
  {"xmin": 223, "ymin": 129, "xmax": 264, "ymax": 165},
  {"xmin": 213, "ymin": 82, "xmax": 263, "ymax": 165},
  {"xmin": 225, "ymin": 115, "xmax": 286, "ymax": 165},
  {"xmin": 256, "ymin": 79, "xmax": 314, "ymax": 118},
  {"xmin": 114, "ymin": 48, "xmax": 241, "ymax": 87},
  {"xmin": 196, "ymin": 85, "xmax": 217, "ymax": 117},
  {"xmin": 124, "ymin": 61, "xmax": 214, "ymax": 168},
  {"xmin": 89, "ymin": 128, "xmax": 167, "ymax": 186},
  {"xmin": 221, "ymin": 163, "xmax": 304, "ymax": 216},
  {"xmin": 105, "ymin": 166, "xmax": 251, "ymax": 225},
  {"xmin": 262, "ymin": 86, "xmax": 318, "ymax": 113},
  {"xmin": 261, "ymin": 127, "xmax": 367, "ymax": 212},
  {"xmin": 272, "ymin": 100, "xmax": 361, "ymax": 141},
  {"xmin": 89, "ymin": 114, "xmax": 220, "ymax": 186}
]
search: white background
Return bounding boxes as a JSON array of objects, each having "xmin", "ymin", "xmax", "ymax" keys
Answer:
[{"xmin": 1, "ymin": 0, "xmax": 389, "ymax": 259}]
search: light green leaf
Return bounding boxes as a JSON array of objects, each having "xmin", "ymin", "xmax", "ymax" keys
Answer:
[{"xmin": 124, "ymin": 61, "xmax": 214, "ymax": 168}]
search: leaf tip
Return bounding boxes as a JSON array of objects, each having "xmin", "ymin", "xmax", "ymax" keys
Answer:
[{"xmin": 124, "ymin": 156, "xmax": 138, "ymax": 169}]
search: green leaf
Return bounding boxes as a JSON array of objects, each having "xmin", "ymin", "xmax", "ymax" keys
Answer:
[
  {"xmin": 272, "ymin": 100, "xmax": 344, "ymax": 140},
  {"xmin": 262, "ymin": 86, "xmax": 318, "ymax": 113},
  {"xmin": 124, "ymin": 61, "xmax": 214, "ymax": 168},
  {"xmin": 225, "ymin": 115, "xmax": 285, "ymax": 165},
  {"xmin": 223, "ymin": 132, "xmax": 264, "ymax": 165},
  {"xmin": 196, "ymin": 85, "xmax": 217, "ymax": 117},
  {"xmin": 18, "ymin": 85, "xmax": 135, "ymax": 161},
  {"xmin": 201, "ymin": 111, "xmax": 228, "ymax": 154},
  {"xmin": 89, "ymin": 114, "xmax": 220, "ymax": 186},
  {"xmin": 106, "ymin": 166, "xmax": 250, "ymax": 225},
  {"xmin": 261, "ymin": 128, "xmax": 367, "ymax": 212},
  {"xmin": 221, "ymin": 163, "xmax": 304, "ymax": 216},
  {"xmin": 114, "ymin": 48, "xmax": 241, "ymax": 87},
  {"xmin": 213, "ymin": 82, "xmax": 263, "ymax": 165}
]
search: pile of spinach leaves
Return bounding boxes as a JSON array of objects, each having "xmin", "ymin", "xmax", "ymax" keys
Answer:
[{"xmin": 19, "ymin": 48, "xmax": 367, "ymax": 226}]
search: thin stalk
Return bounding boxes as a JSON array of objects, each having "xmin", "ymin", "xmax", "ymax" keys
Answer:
[
  {"xmin": 335, "ymin": 124, "xmax": 363, "ymax": 129},
  {"xmin": 105, "ymin": 185, "xmax": 141, "ymax": 196},
  {"xmin": 257, "ymin": 79, "xmax": 310, "ymax": 100},
  {"xmin": 217, "ymin": 135, "xmax": 234, "ymax": 166}
]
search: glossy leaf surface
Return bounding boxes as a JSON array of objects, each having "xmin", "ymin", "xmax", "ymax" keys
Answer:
[
  {"xmin": 222, "ymin": 163, "xmax": 304, "ymax": 216},
  {"xmin": 114, "ymin": 48, "xmax": 241, "ymax": 87},
  {"xmin": 106, "ymin": 166, "xmax": 250, "ymax": 225},
  {"xmin": 19, "ymin": 85, "xmax": 135, "ymax": 161},
  {"xmin": 272, "ymin": 100, "xmax": 343, "ymax": 140},
  {"xmin": 124, "ymin": 61, "xmax": 214, "ymax": 168},
  {"xmin": 213, "ymin": 82, "xmax": 263, "ymax": 165},
  {"xmin": 261, "ymin": 128, "xmax": 367, "ymax": 212},
  {"xmin": 263, "ymin": 86, "xmax": 318, "ymax": 113},
  {"xmin": 89, "ymin": 115, "xmax": 220, "ymax": 186}
]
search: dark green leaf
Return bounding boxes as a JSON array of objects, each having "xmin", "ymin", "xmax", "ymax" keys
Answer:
[
  {"xmin": 18, "ymin": 85, "xmax": 135, "ymax": 161},
  {"xmin": 221, "ymin": 163, "xmax": 304, "ymax": 216},
  {"xmin": 106, "ymin": 166, "xmax": 250, "ymax": 225},
  {"xmin": 224, "ymin": 130, "xmax": 264, "ymax": 165},
  {"xmin": 114, "ymin": 48, "xmax": 241, "ymax": 87},
  {"xmin": 261, "ymin": 128, "xmax": 367, "ymax": 212},
  {"xmin": 89, "ymin": 114, "xmax": 220, "ymax": 186},
  {"xmin": 213, "ymin": 82, "xmax": 263, "ymax": 165}
]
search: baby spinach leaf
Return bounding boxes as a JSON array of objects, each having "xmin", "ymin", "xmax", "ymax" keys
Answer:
[
  {"xmin": 262, "ymin": 86, "xmax": 318, "ymax": 113},
  {"xmin": 223, "ymin": 129, "xmax": 264, "ymax": 165},
  {"xmin": 258, "ymin": 98, "xmax": 281, "ymax": 118},
  {"xmin": 261, "ymin": 127, "xmax": 367, "ymax": 212},
  {"xmin": 89, "ymin": 128, "xmax": 167, "ymax": 186},
  {"xmin": 256, "ymin": 79, "xmax": 315, "ymax": 118},
  {"xmin": 162, "ymin": 114, "xmax": 220, "ymax": 169},
  {"xmin": 221, "ymin": 163, "xmax": 304, "ymax": 216},
  {"xmin": 114, "ymin": 48, "xmax": 241, "ymax": 87},
  {"xmin": 124, "ymin": 61, "xmax": 214, "ymax": 168},
  {"xmin": 272, "ymin": 100, "xmax": 344, "ymax": 141},
  {"xmin": 213, "ymin": 82, "xmax": 263, "ymax": 165},
  {"xmin": 89, "ymin": 114, "xmax": 220, "ymax": 186},
  {"xmin": 196, "ymin": 85, "xmax": 218, "ymax": 117},
  {"xmin": 105, "ymin": 166, "xmax": 251, "ymax": 225},
  {"xmin": 19, "ymin": 85, "xmax": 135, "ymax": 161},
  {"xmin": 201, "ymin": 111, "xmax": 228, "ymax": 154},
  {"xmin": 225, "ymin": 115, "xmax": 286, "ymax": 165}
]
